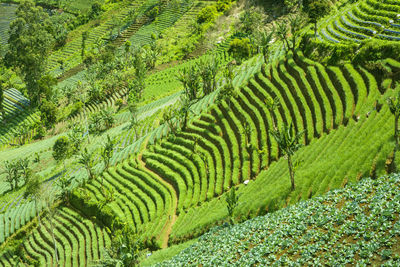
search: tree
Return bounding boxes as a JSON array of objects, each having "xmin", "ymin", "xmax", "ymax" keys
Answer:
[
  {"xmin": 276, "ymin": 14, "xmax": 305, "ymax": 54},
  {"xmin": 82, "ymin": 31, "xmax": 89, "ymax": 61},
  {"xmin": 56, "ymin": 174, "xmax": 72, "ymax": 205},
  {"xmin": 17, "ymin": 157, "xmax": 31, "ymax": 185},
  {"xmin": 387, "ymin": 90, "xmax": 400, "ymax": 172},
  {"xmin": 40, "ymin": 99, "xmax": 58, "ymax": 129},
  {"xmin": 197, "ymin": 56, "xmax": 220, "ymax": 95},
  {"xmin": 217, "ymin": 62, "xmax": 236, "ymax": 107},
  {"xmin": 257, "ymin": 30, "xmax": 275, "ymax": 63},
  {"xmin": 52, "ymin": 136, "xmax": 71, "ymax": 170},
  {"xmin": 239, "ymin": 7, "xmax": 264, "ymax": 34},
  {"xmin": 24, "ymin": 175, "xmax": 42, "ymax": 226},
  {"xmin": 36, "ymin": 74, "xmax": 57, "ymax": 103},
  {"xmin": 3, "ymin": 160, "xmax": 19, "ymax": 191},
  {"xmin": 6, "ymin": 0, "xmax": 54, "ymax": 106},
  {"xmin": 270, "ymin": 123, "xmax": 304, "ymax": 190},
  {"xmin": 265, "ymin": 96, "xmax": 280, "ymax": 130},
  {"xmin": 129, "ymin": 50, "xmax": 147, "ymax": 99},
  {"xmin": 101, "ymin": 135, "xmax": 115, "ymax": 173},
  {"xmin": 78, "ymin": 148, "xmax": 96, "ymax": 180},
  {"xmin": 67, "ymin": 125, "xmax": 84, "ymax": 155},
  {"xmin": 0, "ymin": 74, "xmax": 4, "ymax": 122},
  {"xmin": 225, "ymin": 187, "xmax": 239, "ymax": 225},
  {"xmin": 94, "ymin": 225, "xmax": 143, "ymax": 267},
  {"xmin": 308, "ymin": 0, "xmax": 330, "ymax": 37},
  {"xmin": 101, "ymin": 108, "xmax": 115, "ymax": 130},
  {"xmin": 228, "ymin": 38, "xmax": 251, "ymax": 63},
  {"xmin": 176, "ymin": 66, "xmax": 201, "ymax": 101},
  {"xmin": 128, "ymin": 93, "xmax": 139, "ymax": 137}
]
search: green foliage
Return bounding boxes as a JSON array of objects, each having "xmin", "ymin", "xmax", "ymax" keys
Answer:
[
  {"xmin": 307, "ymin": 0, "xmax": 331, "ymax": 26},
  {"xmin": 225, "ymin": 188, "xmax": 239, "ymax": 224},
  {"xmin": 157, "ymin": 174, "xmax": 400, "ymax": 266},
  {"xmin": 52, "ymin": 136, "xmax": 71, "ymax": 164},
  {"xmin": 197, "ymin": 6, "xmax": 218, "ymax": 24},
  {"xmin": 5, "ymin": 0, "xmax": 54, "ymax": 106},
  {"xmin": 239, "ymin": 7, "xmax": 264, "ymax": 34},
  {"xmin": 101, "ymin": 135, "xmax": 115, "ymax": 171},
  {"xmin": 70, "ymin": 187, "xmax": 122, "ymax": 229},
  {"xmin": 197, "ymin": 56, "xmax": 220, "ymax": 95},
  {"xmin": 95, "ymin": 225, "xmax": 143, "ymax": 267},
  {"xmin": 67, "ymin": 125, "xmax": 84, "ymax": 154},
  {"xmin": 228, "ymin": 38, "xmax": 251, "ymax": 63},
  {"xmin": 78, "ymin": 147, "xmax": 96, "ymax": 180},
  {"xmin": 39, "ymin": 99, "xmax": 58, "ymax": 129}
]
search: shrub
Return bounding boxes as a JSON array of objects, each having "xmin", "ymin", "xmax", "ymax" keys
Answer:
[
  {"xmin": 197, "ymin": 6, "xmax": 218, "ymax": 24},
  {"xmin": 228, "ymin": 38, "xmax": 251, "ymax": 62},
  {"xmin": 68, "ymin": 101, "xmax": 83, "ymax": 118},
  {"xmin": 39, "ymin": 99, "xmax": 58, "ymax": 129}
]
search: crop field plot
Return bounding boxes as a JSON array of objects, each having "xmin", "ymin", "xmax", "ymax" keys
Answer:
[
  {"xmin": 319, "ymin": 0, "xmax": 400, "ymax": 44},
  {"xmin": 3, "ymin": 0, "xmax": 400, "ymax": 264},
  {"xmin": 0, "ymin": 3, "xmax": 16, "ymax": 47},
  {"xmin": 156, "ymin": 173, "xmax": 400, "ymax": 266}
]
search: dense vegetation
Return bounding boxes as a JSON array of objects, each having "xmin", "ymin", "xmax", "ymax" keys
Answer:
[{"xmin": 0, "ymin": 0, "xmax": 399, "ymax": 265}]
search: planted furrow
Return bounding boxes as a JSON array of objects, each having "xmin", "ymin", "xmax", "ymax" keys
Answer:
[
  {"xmin": 144, "ymin": 151, "xmax": 194, "ymax": 210},
  {"xmin": 192, "ymin": 117, "xmax": 232, "ymax": 192},
  {"xmin": 342, "ymin": 64, "xmax": 368, "ymax": 117},
  {"xmin": 125, "ymin": 159, "xmax": 172, "ymax": 211},
  {"xmin": 232, "ymin": 92, "xmax": 261, "ymax": 177},
  {"xmin": 161, "ymin": 141, "xmax": 208, "ymax": 202},
  {"xmin": 118, "ymin": 165, "xmax": 165, "ymax": 220},
  {"xmin": 211, "ymin": 105, "xmax": 241, "ymax": 186},
  {"xmin": 326, "ymin": 66, "xmax": 354, "ymax": 124},
  {"xmin": 241, "ymin": 85, "xmax": 275, "ymax": 164},
  {"xmin": 103, "ymin": 170, "xmax": 148, "ymax": 225},
  {"xmin": 155, "ymin": 145, "xmax": 201, "ymax": 206},
  {"xmin": 183, "ymin": 122, "xmax": 224, "ymax": 196},
  {"xmin": 176, "ymin": 133, "xmax": 217, "ymax": 200},
  {"xmin": 287, "ymin": 54, "xmax": 325, "ymax": 136},
  {"xmin": 269, "ymin": 64, "xmax": 302, "ymax": 134},
  {"xmin": 113, "ymin": 167, "xmax": 158, "ymax": 222},
  {"xmin": 277, "ymin": 60, "xmax": 311, "ymax": 143}
]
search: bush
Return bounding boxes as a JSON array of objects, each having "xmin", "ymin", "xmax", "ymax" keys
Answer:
[
  {"xmin": 216, "ymin": 0, "xmax": 231, "ymax": 12},
  {"xmin": 228, "ymin": 38, "xmax": 251, "ymax": 62},
  {"xmin": 68, "ymin": 101, "xmax": 83, "ymax": 118},
  {"xmin": 353, "ymin": 40, "xmax": 400, "ymax": 64},
  {"xmin": 70, "ymin": 189, "xmax": 123, "ymax": 230},
  {"xmin": 39, "ymin": 99, "xmax": 57, "ymax": 129},
  {"xmin": 197, "ymin": 6, "xmax": 218, "ymax": 24}
]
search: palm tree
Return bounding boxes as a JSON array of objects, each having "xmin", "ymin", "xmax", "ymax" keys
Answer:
[
  {"xmin": 78, "ymin": 148, "xmax": 95, "ymax": 180},
  {"xmin": 387, "ymin": 90, "xmax": 400, "ymax": 171},
  {"xmin": 270, "ymin": 123, "xmax": 304, "ymax": 190}
]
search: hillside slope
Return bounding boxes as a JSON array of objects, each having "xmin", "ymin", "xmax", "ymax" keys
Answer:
[{"xmin": 155, "ymin": 173, "xmax": 400, "ymax": 266}]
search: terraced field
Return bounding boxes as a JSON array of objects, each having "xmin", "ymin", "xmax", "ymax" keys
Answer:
[
  {"xmin": 318, "ymin": 0, "xmax": 400, "ymax": 43},
  {"xmin": 0, "ymin": 206, "xmax": 111, "ymax": 267},
  {"xmin": 47, "ymin": 0, "xmax": 151, "ymax": 77},
  {"xmin": 0, "ymin": 89, "xmax": 40, "ymax": 148},
  {"xmin": 42, "ymin": 49, "xmax": 392, "ymax": 256},
  {"xmin": 0, "ymin": 3, "xmax": 16, "ymax": 47}
]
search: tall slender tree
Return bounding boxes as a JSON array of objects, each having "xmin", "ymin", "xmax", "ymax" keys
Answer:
[
  {"xmin": 270, "ymin": 123, "xmax": 304, "ymax": 190},
  {"xmin": 78, "ymin": 148, "xmax": 96, "ymax": 180}
]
